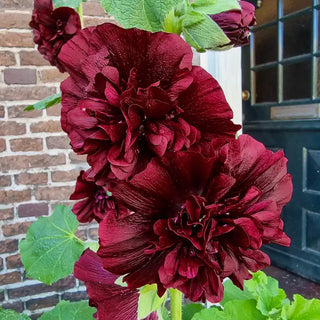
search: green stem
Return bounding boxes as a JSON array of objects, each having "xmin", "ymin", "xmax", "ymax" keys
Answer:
[
  {"xmin": 77, "ymin": 2, "xmax": 84, "ymax": 28},
  {"xmin": 169, "ymin": 288, "xmax": 182, "ymax": 320}
]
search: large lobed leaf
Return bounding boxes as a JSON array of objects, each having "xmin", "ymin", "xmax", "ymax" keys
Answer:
[
  {"xmin": 100, "ymin": 0, "xmax": 184, "ymax": 31},
  {"xmin": 19, "ymin": 205, "xmax": 85, "ymax": 285},
  {"xmin": 39, "ymin": 301, "xmax": 95, "ymax": 320}
]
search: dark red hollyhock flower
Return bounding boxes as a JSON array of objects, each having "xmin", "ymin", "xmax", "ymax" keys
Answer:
[
  {"xmin": 97, "ymin": 135, "xmax": 292, "ymax": 303},
  {"xmin": 70, "ymin": 169, "xmax": 129, "ymax": 223},
  {"xmin": 74, "ymin": 249, "xmax": 158, "ymax": 320},
  {"xmin": 58, "ymin": 23, "xmax": 241, "ymax": 180},
  {"xmin": 29, "ymin": 0, "xmax": 81, "ymax": 72},
  {"xmin": 211, "ymin": 1, "xmax": 256, "ymax": 47}
]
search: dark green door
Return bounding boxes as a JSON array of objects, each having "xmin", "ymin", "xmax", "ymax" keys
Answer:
[{"xmin": 242, "ymin": 0, "xmax": 320, "ymax": 282}]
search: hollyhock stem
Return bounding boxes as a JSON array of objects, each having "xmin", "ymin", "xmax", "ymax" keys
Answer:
[
  {"xmin": 77, "ymin": 2, "xmax": 84, "ymax": 28},
  {"xmin": 169, "ymin": 288, "xmax": 182, "ymax": 320}
]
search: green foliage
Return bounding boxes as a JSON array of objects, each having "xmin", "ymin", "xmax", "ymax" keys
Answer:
[
  {"xmin": 281, "ymin": 294, "xmax": 320, "ymax": 320},
  {"xmin": 24, "ymin": 93, "xmax": 61, "ymax": 111},
  {"xmin": 182, "ymin": 303, "xmax": 205, "ymax": 320},
  {"xmin": 0, "ymin": 308, "xmax": 30, "ymax": 320},
  {"xmin": 19, "ymin": 205, "xmax": 86, "ymax": 285},
  {"xmin": 100, "ymin": 0, "xmax": 184, "ymax": 31},
  {"xmin": 38, "ymin": 301, "xmax": 95, "ymax": 320},
  {"xmin": 53, "ymin": 0, "xmax": 86, "ymax": 9},
  {"xmin": 138, "ymin": 284, "xmax": 167, "ymax": 319},
  {"xmin": 191, "ymin": 0, "xmax": 240, "ymax": 15}
]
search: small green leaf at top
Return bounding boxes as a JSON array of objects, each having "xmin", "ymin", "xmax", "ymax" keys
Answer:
[
  {"xmin": 24, "ymin": 93, "xmax": 61, "ymax": 111},
  {"xmin": 19, "ymin": 205, "xmax": 86, "ymax": 285},
  {"xmin": 182, "ymin": 303, "xmax": 205, "ymax": 320},
  {"xmin": 221, "ymin": 279, "xmax": 255, "ymax": 306},
  {"xmin": 39, "ymin": 301, "xmax": 95, "ymax": 320},
  {"xmin": 191, "ymin": 0, "xmax": 240, "ymax": 15},
  {"xmin": 0, "ymin": 308, "xmax": 31, "ymax": 320},
  {"xmin": 53, "ymin": 0, "xmax": 84, "ymax": 9},
  {"xmin": 138, "ymin": 284, "xmax": 167, "ymax": 319},
  {"xmin": 100, "ymin": 0, "xmax": 184, "ymax": 31},
  {"xmin": 281, "ymin": 294, "xmax": 320, "ymax": 320}
]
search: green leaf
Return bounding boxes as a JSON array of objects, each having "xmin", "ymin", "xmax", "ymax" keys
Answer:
[
  {"xmin": 138, "ymin": 284, "xmax": 167, "ymax": 319},
  {"xmin": 281, "ymin": 294, "xmax": 320, "ymax": 320},
  {"xmin": 84, "ymin": 241, "xmax": 99, "ymax": 252},
  {"xmin": 24, "ymin": 93, "xmax": 61, "ymax": 111},
  {"xmin": 191, "ymin": 0, "xmax": 240, "ymax": 15},
  {"xmin": 221, "ymin": 279, "xmax": 255, "ymax": 305},
  {"xmin": 39, "ymin": 301, "xmax": 95, "ymax": 320},
  {"xmin": 182, "ymin": 303, "xmax": 205, "ymax": 320},
  {"xmin": 0, "ymin": 308, "xmax": 31, "ymax": 320},
  {"xmin": 19, "ymin": 205, "xmax": 85, "ymax": 285},
  {"xmin": 182, "ymin": 14, "xmax": 230, "ymax": 51},
  {"xmin": 53, "ymin": 0, "xmax": 82, "ymax": 8},
  {"xmin": 192, "ymin": 300, "xmax": 266, "ymax": 320},
  {"xmin": 100, "ymin": 0, "xmax": 184, "ymax": 31}
]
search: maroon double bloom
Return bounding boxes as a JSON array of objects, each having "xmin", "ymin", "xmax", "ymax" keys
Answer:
[{"xmin": 58, "ymin": 23, "xmax": 240, "ymax": 181}]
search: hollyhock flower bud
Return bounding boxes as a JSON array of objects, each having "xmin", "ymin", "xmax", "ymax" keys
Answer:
[
  {"xmin": 70, "ymin": 170, "xmax": 129, "ymax": 223},
  {"xmin": 211, "ymin": 1, "xmax": 256, "ymax": 47},
  {"xmin": 58, "ymin": 23, "xmax": 241, "ymax": 181},
  {"xmin": 29, "ymin": 0, "xmax": 81, "ymax": 72},
  {"xmin": 74, "ymin": 249, "xmax": 158, "ymax": 320},
  {"xmin": 97, "ymin": 135, "xmax": 292, "ymax": 303}
]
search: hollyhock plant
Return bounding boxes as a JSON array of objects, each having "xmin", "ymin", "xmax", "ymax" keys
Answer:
[
  {"xmin": 58, "ymin": 23, "xmax": 241, "ymax": 180},
  {"xmin": 70, "ymin": 169, "xmax": 129, "ymax": 223},
  {"xmin": 211, "ymin": 0, "xmax": 256, "ymax": 47},
  {"xmin": 29, "ymin": 0, "xmax": 81, "ymax": 72},
  {"xmin": 74, "ymin": 249, "xmax": 158, "ymax": 320},
  {"xmin": 97, "ymin": 135, "xmax": 292, "ymax": 303}
]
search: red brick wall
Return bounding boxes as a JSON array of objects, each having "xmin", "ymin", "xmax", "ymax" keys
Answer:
[{"xmin": 0, "ymin": 1, "xmax": 111, "ymax": 318}]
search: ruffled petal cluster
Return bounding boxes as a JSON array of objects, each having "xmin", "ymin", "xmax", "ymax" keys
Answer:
[
  {"xmin": 74, "ymin": 249, "xmax": 158, "ymax": 320},
  {"xmin": 29, "ymin": 0, "xmax": 81, "ymax": 72},
  {"xmin": 211, "ymin": 0, "xmax": 256, "ymax": 47},
  {"xmin": 59, "ymin": 23, "xmax": 240, "ymax": 180},
  {"xmin": 97, "ymin": 135, "xmax": 292, "ymax": 303}
]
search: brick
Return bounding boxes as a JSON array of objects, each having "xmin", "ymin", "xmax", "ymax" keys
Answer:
[
  {"xmin": 15, "ymin": 172, "xmax": 47, "ymax": 185},
  {"xmin": 39, "ymin": 68, "xmax": 68, "ymax": 83},
  {"xmin": 0, "ymin": 175, "xmax": 11, "ymax": 187},
  {"xmin": 0, "ymin": 12, "xmax": 31, "ymax": 29},
  {"xmin": 0, "ymin": 121, "xmax": 26, "ymax": 135},
  {"xmin": 51, "ymin": 169, "xmax": 79, "ymax": 182},
  {"xmin": 0, "ymin": 154, "xmax": 66, "ymax": 171},
  {"xmin": 0, "ymin": 189, "xmax": 31, "ymax": 204},
  {"xmin": 6, "ymin": 254, "xmax": 23, "ymax": 269},
  {"xmin": 0, "ymin": 51, "xmax": 16, "ymax": 66},
  {"xmin": 0, "ymin": 239, "xmax": 18, "ymax": 254},
  {"xmin": 62, "ymin": 290, "xmax": 88, "ymax": 302},
  {"xmin": 1, "ymin": 301, "xmax": 24, "ymax": 313},
  {"xmin": 0, "ymin": 86, "xmax": 56, "ymax": 101},
  {"xmin": 30, "ymin": 313, "xmax": 44, "ymax": 320},
  {"xmin": 30, "ymin": 120, "xmax": 61, "ymax": 133},
  {"xmin": 35, "ymin": 186, "xmax": 74, "ymax": 201},
  {"xmin": 27, "ymin": 295, "xmax": 60, "ymax": 311},
  {"xmin": 20, "ymin": 50, "xmax": 50, "ymax": 66},
  {"xmin": 8, "ymin": 105, "xmax": 42, "ymax": 118},
  {"xmin": 84, "ymin": 16, "xmax": 113, "ymax": 27},
  {"xmin": 10, "ymin": 138, "xmax": 43, "ymax": 152},
  {"xmin": 69, "ymin": 152, "xmax": 87, "ymax": 164},
  {"xmin": 0, "ymin": 138, "xmax": 6, "ymax": 152},
  {"xmin": 8, "ymin": 276, "xmax": 76, "ymax": 298},
  {"xmin": 46, "ymin": 135, "xmax": 70, "ymax": 149},
  {"xmin": 0, "ymin": 106, "xmax": 4, "ymax": 118},
  {"xmin": 0, "ymin": 0, "xmax": 33, "ymax": 9},
  {"xmin": 0, "ymin": 207, "xmax": 14, "ymax": 220},
  {"xmin": 82, "ymin": 1, "xmax": 106, "ymax": 16},
  {"xmin": 18, "ymin": 203, "xmax": 49, "ymax": 218},
  {"xmin": 46, "ymin": 103, "xmax": 61, "ymax": 117},
  {"xmin": 0, "ymin": 257, "xmax": 3, "ymax": 271},
  {"xmin": 88, "ymin": 227, "xmax": 98, "ymax": 240},
  {"xmin": 0, "ymin": 291, "xmax": 4, "ymax": 301},
  {"xmin": 2, "ymin": 221, "xmax": 32, "ymax": 237},
  {"xmin": 0, "ymin": 31, "xmax": 34, "ymax": 47},
  {"xmin": 4, "ymin": 68, "xmax": 37, "ymax": 85},
  {"xmin": 0, "ymin": 271, "xmax": 21, "ymax": 285}
]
